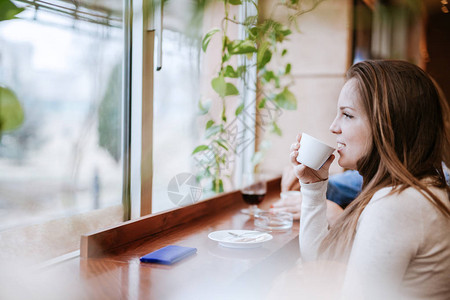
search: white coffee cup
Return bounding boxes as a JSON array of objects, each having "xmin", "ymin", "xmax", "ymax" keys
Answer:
[{"xmin": 296, "ymin": 133, "xmax": 335, "ymax": 170}]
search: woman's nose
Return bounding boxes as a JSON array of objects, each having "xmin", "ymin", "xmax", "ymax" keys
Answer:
[{"xmin": 329, "ymin": 118, "xmax": 340, "ymax": 134}]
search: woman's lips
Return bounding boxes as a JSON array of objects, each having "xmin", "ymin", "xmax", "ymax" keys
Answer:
[{"xmin": 337, "ymin": 142, "xmax": 345, "ymax": 150}]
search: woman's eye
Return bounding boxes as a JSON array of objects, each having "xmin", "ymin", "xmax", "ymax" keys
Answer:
[{"xmin": 343, "ymin": 112, "xmax": 353, "ymax": 119}]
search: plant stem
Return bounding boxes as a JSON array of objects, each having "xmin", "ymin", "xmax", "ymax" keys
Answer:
[{"xmin": 220, "ymin": 1, "xmax": 229, "ymax": 71}]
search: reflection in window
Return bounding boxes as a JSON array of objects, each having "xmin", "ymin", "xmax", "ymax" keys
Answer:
[
  {"xmin": 0, "ymin": 0, "xmax": 124, "ymax": 260},
  {"xmin": 152, "ymin": 0, "xmax": 243, "ymax": 213}
]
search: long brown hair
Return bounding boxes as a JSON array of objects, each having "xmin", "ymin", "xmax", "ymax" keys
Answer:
[{"xmin": 319, "ymin": 60, "xmax": 450, "ymax": 260}]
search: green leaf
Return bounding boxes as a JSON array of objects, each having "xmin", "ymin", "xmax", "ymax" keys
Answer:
[
  {"xmin": 235, "ymin": 103, "xmax": 244, "ymax": 116},
  {"xmin": 244, "ymin": 15, "xmax": 258, "ymax": 26},
  {"xmin": 0, "ymin": 0, "xmax": 24, "ymax": 21},
  {"xmin": 206, "ymin": 119, "xmax": 214, "ymax": 129},
  {"xmin": 223, "ymin": 65, "xmax": 238, "ymax": 78},
  {"xmin": 212, "ymin": 76, "xmax": 239, "ymax": 98},
  {"xmin": 280, "ymin": 29, "xmax": 292, "ymax": 37},
  {"xmin": 274, "ymin": 87, "xmax": 297, "ymax": 110},
  {"xmin": 245, "ymin": 53, "xmax": 254, "ymax": 60},
  {"xmin": 227, "ymin": 40, "xmax": 257, "ymax": 55},
  {"xmin": 257, "ymin": 48, "xmax": 272, "ymax": 69},
  {"xmin": 272, "ymin": 122, "xmax": 282, "ymax": 136},
  {"xmin": 211, "ymin": 76, "xmax": 226, "ymax": 98},
  {"xmin": 218, "ymin": 179, "xmax": 224, "ymax": 193},
  {"xmin": 192, "ymin": 145, "xmax": 209, "ymax": 154},
  {"xmin": 258, "ymin": 98, "xmax": 267, "ymax": 109},
  {"xmin": 212, "ymin": 179, "xmax": 224, "ymax": 193},
  {"xmin": 196, "ymin": 174, "xmax": 203, "ymax": 183},
  {"xmin": 248, "ymin": 27, "xmax": 259, "ymax": 39},
  {"xmin": 202, "ymin": 28, "xmax": 220, "ymax": 52},
  {"xmin": 228, "ymin": 0, "xmax": 242, "ymax": 5},
  {"xmin": 0, "ymin": 86, "xmax": 24, "ymax": 132},
  {"xmin": 221, "ymin": 106, "xmax": 227, "ymax": 122},
  {"xmin": 285, "ymin": 63, "xmax": 292, "ymax": 74},
  {"xmin": 222, "ymin": 53, "xmax": 231, "ymax": 63},
  {"xmin": 198, "ymin": 99, "xmax": 211, "ymax": 115},
  {"xmin": 214, "ymin": 140, "xmax": 229, "ymax": 151},
  {"xmin": 262, "ymin": 70, "xmax": 276, "ymax": 83},
  {"xmin": 225, "ymin": 82, "xmax": 239, "ymax": 96},
  {"xmin": 281, "ymin": 49, "xmax": 288, "ymax": 56},
  {"xmin": 273, "ymin": 26, "xmax": 292, "ymax": 43},
  {"xmin": 275, "ymin": 77, "xmax": 281, "ymax": 89},
  {"xmin": 199, "ymin": 166, "xmax": 213, "ymax": 179},
  {"xmin": 236, "ymin": 65, "xmax": 246, "ymax": 76},
  {"xmin": 205, "ymin": 124, "xmax": 222, "ymax": 138}
]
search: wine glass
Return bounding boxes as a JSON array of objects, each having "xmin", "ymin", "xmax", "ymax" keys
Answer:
[{"xmin": 240, "ymin": 172, "xmax": 267, "ymax": 216}]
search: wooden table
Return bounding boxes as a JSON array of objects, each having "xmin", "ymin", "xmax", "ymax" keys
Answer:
[{"xmin": 46, "ymin": 178, "xmax": 300, "ymax": 299}]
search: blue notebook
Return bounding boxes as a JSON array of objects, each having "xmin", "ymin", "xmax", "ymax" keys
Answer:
[{"xmin": 140, "ymin": 245, "xmax": 197, "ymax": 265}]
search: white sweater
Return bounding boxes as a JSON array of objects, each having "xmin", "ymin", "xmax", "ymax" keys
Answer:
[{"xmin": 299, "ymin": 180, "xmax": 450, "ymax": 299}]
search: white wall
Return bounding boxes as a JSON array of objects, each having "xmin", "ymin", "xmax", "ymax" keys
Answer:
[{"xmin": 259, "ymin": 0, "xmax": 353, "ymax": 176}]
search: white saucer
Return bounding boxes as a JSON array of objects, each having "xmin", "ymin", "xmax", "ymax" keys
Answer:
[{"xmin": 208, "ymin": 230, "xmax": 273, "ymax": 249}]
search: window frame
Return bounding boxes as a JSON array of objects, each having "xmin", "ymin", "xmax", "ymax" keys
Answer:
[
  {"xmin": 130, "ymin": 0, "xmax": 155, "ymax": 218},
  {"xmin": 122, "ymin": 0, "xmax": 133, "ymax": 220}
]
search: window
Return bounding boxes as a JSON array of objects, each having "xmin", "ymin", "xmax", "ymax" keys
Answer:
[
  {"xmin": 0, "ymin": 0, "xmax": 256, "ymax": 261},
  {"xmin": 152, "ymin": 29, "xmax": 201, "ymax": 213},
  {"xmin": 0, "ymin": 0, "xmax": 126, "ymax": 261}
]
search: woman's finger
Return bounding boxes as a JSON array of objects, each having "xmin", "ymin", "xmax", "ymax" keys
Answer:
[
  {"xmin": 281, "ymin": 167, "xmax": 294, "ymax": 193},
  {"xmin": 291, "ymin": 213, "xmax": 301, "ymax": 220},
  {"xmin": 290, "ymin": 142, "xmax": 300, "ymax": 151},
  {"xmin": 270, "ymin": 206, "xmax": 301, "ymax": 215},
  {"xmin": 293, "ymin": 163, "xmax": 308, "ymax": 178},
  {"xmin": 321, "ymin": 154, "xmax": 335, "ymax": 171},
  {"xmin": 290, "ymin": 151, "xmax": 299, "ymax": 166},
  {"xmin": 283, "ymin": 206, "xmax": 301, "ymax": 213},
  {"xmin": 271, "ymin": 198, "xmax": 300, "ymax": 207},
  {"xmin": 270, "ymin": 206, "xmax": 299, "ymax": 213}
]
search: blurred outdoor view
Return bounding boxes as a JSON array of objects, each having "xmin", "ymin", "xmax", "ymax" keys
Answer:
[
  {"xmin": 0, "ymin": 1, "xmax": 124, "ymax": 232},
  {"xmin": 152, "ymin": 28, "xmax": 201, "ymax": 213},
  {"xmin": 0, "ymin": 0, "xmax": 236, "ymax": 243}
]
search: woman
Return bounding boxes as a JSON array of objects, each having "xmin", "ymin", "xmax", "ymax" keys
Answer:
[{"xmin": 290, "ymin": 60, "xmax": 450, "ymax": 299}]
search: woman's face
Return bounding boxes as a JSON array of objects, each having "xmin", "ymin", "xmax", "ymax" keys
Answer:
[{"xmin": 329, "ymin": 79, "xmax": 372, "ymax": 170}]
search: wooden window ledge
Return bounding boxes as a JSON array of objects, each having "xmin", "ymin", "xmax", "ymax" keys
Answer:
[{"xmin": 48, "ymin": 177, "xmax": 300, "ymax": 299}]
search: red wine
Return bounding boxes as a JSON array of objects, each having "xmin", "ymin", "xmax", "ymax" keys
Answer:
[{"xmin": 241, "ymin": 192, "xmax": 265, "ymax": 205}]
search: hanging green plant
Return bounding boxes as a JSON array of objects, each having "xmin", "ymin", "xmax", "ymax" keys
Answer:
[
  {"xmin": 192, "ymin": 0, "xmax": 324, "ymax": 194},
  {"xmin": 0, "ymin": 0, "xmax": 25, "ymax": 21},
  {"xmin": 0, "ymin": 86, "xmax": 24, "ymax": 133}
]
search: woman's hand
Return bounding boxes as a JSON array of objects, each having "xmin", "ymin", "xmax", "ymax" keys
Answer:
[
  {"xmin": 270, "ymin": 193, "xmax": 302, "ymax": 220},
  {"xmin": 290, "ymin": 133, "xmax": 335, "ymax": 184},
  {"xmin": 270, "ymin": 195, "xmax": 344, "ymax": 224},
  {"xmin": 281, "ymin": 166, "xmax": 301, "ymax": 192}
]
